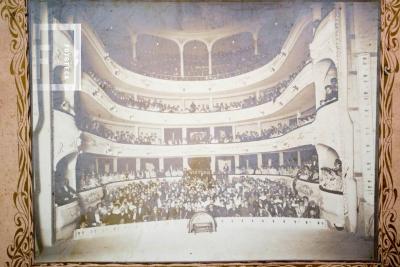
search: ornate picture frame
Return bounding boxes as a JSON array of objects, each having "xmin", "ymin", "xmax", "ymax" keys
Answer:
[{"xmin": 0, "ymin": 0, "xmax": 399, "ymax": 266}]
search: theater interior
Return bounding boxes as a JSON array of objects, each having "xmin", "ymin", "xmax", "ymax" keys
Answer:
[{"xmin": 31, "ymin": 1, "xmax": 378, "ymax": 262}]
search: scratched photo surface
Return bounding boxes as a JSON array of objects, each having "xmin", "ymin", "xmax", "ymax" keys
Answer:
[{"xmin": 30, "ymin": 0, "xmax": 379, "ymax": 262}]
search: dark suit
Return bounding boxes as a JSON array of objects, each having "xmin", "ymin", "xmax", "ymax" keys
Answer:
[
  {"xmin": 55, "ymin": 182, "xmax": 77, "ymax": 206},
  {"xmin": 148, "ymin": 211, "xmax": 162, "ymax": 221},
  {"xmin": 137, "ymin": 206, "xmax": 149, "ymax": 221}
]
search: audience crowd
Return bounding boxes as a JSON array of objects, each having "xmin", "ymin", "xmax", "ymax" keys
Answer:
[
  {"xmin": 234, "ymin": 162, "xmax": 319, "ymax": 183},
  {"xmin": 78, "ymin": 113, "xmax": 315, "ymax": 146},
  {"xmin": 78, "ymin": 167, "xmax": 185, "ymax": 192},
  {"xmin": 79, "ymin": 174, "xmax": 321, "ymax": 228},
  {"xmin": 77, "ymin": 158, "xmax": 319, "ymax": 194},
  {"xmin": 88, "ymin": 60, "xmax": 309, "ymax": 114},
  {"xmin": 78, "ymin": 117, "xmax": 162, "ymax": 145},
  {"xmin": 117, "ymin": 34, "xmax": 291, "ymax": 81},
  {"xmin": 235, "ymin": 114, "xmax": 315, "ymax": 142}
]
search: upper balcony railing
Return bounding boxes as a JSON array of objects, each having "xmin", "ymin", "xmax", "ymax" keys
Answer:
[
  {"xmin": 80, "ymin": 62, "xmax": 314, "ymax": 126},
  {"xmin": 86, "ymin": 59, "xmax": 309, "ymax": 114},
  {"xmin": 121, "ymin": 50, "xmax": 282, "ymax": 81},
  {"xmin": 77, "ymin": 98, "xmax": 339, "ymax": 159},
  {"xmin": 81, "ymin": 14, "xmax": 312, "ymax": 94},
  {"xmin": 78, "ymin": 112, "xmax": 316, "ymax": 146},
  {"xmin": 80, "ymin": 113, "xmax": 318, "ymax": 158}
]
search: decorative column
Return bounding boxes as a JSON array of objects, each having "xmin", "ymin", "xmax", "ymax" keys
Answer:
[
  {"xmin": 136, "ymin": 158, "xmax": 141, "ymax": 172},
  {"xmin": 210, "ymin": 156, "xmax": 216, "ymax": 173},
  {"xmin": 279, "ymin": 152, "xmax": 284, "ymax": 166},
  {"xmin": 179, "ymin": 43, "xmax": 184, "ymax": 77},
  {"xmin": 253, "ymin": 32, "xmax": 259, "ymax": 55},
  {"xmin": 210, "ymin": 126, "xmax": 215, "ymax": 138},
  {"xmin": 160, "ymin": 127, "xmax": 165, "ymax": 144},
  {"xmin": 234, "ymin": 155, "xmax": 240, "ymax": 171},
  {"xmin": 131, "ymin": 34, "xmax": 137, "ymax": 60},
  {"xmin": 183, "ymin": 156, "xmax": 189, "ymax": 170},
  {"xmin": 207, "ymin": 44, "xmax": 213, "ymax": 75},
  {"xmin": 182, "ymin": 127, "xmax": 187, "ymax": 142},
  {"xmin": 113, "ymin": 157, "xmax": 118, "ymax": 173},
  {"xmin": 257, "ymin": 153, "xmax": 263, "ymax": 169},
  {"xmin": 136, "ymin": 126, "xmax": 140, "ymax": 138},
  {"xmin": 159, "ymin": 158, "xmax": 164, "ymax": 172}
]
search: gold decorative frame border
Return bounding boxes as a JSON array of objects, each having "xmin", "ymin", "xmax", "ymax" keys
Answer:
[{"xmin": 0, "ymin": 0, "xmax": 399, "ymax": 266}]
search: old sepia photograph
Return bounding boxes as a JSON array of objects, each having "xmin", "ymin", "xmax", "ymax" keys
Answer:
[{"xmin": 30, "ymin": 0, "xmax": 379, "ymax": 262}]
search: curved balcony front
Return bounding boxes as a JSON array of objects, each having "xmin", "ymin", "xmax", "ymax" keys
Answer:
[
  {"xmin": 81, "ymin": 14, "xmax": 313, "ymax": 95},
  {"xmin": 80, "ymin": 63, "xmax": 314, "ymax": 126},
  {"xmin": 81, "ymin": 119, "xmax": 316, "ymax": 158}
]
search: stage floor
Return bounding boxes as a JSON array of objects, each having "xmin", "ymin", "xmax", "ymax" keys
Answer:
[{"xmin": 37, "ymin": 219, "xmax": 374, "ymax": 262}]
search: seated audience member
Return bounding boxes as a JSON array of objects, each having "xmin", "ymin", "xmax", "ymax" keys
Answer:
[
  {"xmin": 106, "ymin": 203, "xmax": 123, "ymax": 225},
  {"xmin": 80, "ymin": 206, "xmax": 98, "ymax": 227},
  {"xmin": 303, "ymin": 200, "xmax": 320, "ymax": 218},
  {"xmin": 55, "ymin": 177, "xmax": 77, "ymax": 206},
  {"xmin": 333, "ymin": 159, "xmax": 342, "ymax": 177},
  {"xmin": 320, "ymin": 77, "xmax": 339, "ymax": 105}
]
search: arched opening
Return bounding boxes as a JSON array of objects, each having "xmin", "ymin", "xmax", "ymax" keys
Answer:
[
  {"xmin": 321, "ymin": 63, "xmax": 338, "ymax": 105},
  {"xmin": 135, "ymin": 34, "xmax": 180, "ymax": 77},
  {"xmin": 314, "ymin": 59, "xmax": 338, "ymax": 108},
  {"xmin": 315, "ymin": 144, "xmax": 346, "ymax": 229},
  {"xmin": 76, "ymin": 153, "xmax": 99, "ymax": 192},
  {"xmin": 54, "ymin": 153, "xmax": 78, "ymax": 206},
  {"xmin": 212, "ymin": 32, "xmax": 254, "ymax": 77}
]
